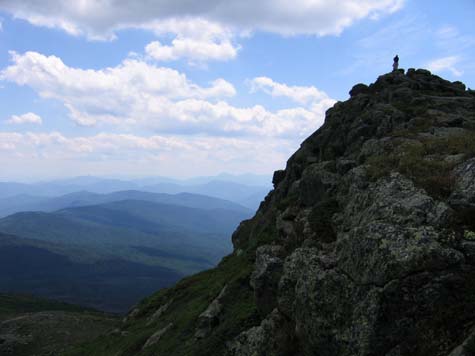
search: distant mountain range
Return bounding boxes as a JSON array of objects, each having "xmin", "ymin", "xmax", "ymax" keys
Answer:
[
  {"xmin": 143, "ymin": 180, "xmax": 269, "ymax": 209},
  {"xmin": 0, "ymin": 174, "xmax": 271, "ymax": 210},
  {"xmin": 0, "ymin": 175, "xmax": 267, "ymax": 312},
  {"xmin": 0, "ymin": 193, "xmax": 253, "ymax": 313},
  {"xmin": 0, "ymin": 190, "xmax": 250, "ymax": 218},
  {"xmin": 53, "ymin": 173, "xmax": 272, "ymax": 188}
]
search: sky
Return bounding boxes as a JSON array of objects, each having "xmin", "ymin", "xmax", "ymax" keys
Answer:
[{"xmin": 0, "ymin": 0, "xmax": 474, "ymax": 181}]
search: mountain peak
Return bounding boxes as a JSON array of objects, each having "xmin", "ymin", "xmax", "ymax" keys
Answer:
[
  {"xmin": 350, "ymin": 68, "xmax": 470, "ymax": 97},
  {"xmin": 71, "ymin": 71, "xmax": 475, "ymax": 356}
]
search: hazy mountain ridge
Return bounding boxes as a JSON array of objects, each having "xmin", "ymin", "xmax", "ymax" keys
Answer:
[
  {"xmin": 0, "ymin": 199, "xmax": 248, "ymax": 259},
  {"xmin": 0, "ymin": 189, "xmax": 252, "ymax": 218},
  {"xmin": 142, "ymin": 180, "xmax": 270, "ymax": 209},
  {"xmin": 0, "ymin": 174, "xmax": 271, "ymax": 210}
]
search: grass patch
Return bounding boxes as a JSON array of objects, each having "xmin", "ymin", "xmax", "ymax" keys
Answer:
[
  {"xmin": 0, "ymin": 294, "xmax": 118, "ymax": 356},
  {"xmin": 0, "ymin": 294, "xmax": 102, "ymax": 322},
  {"xmin": 391, "ymin": 117, "xmax": 434, "ymax": 138},
  {"xmin": 366, "ymin": 131, "xmax": 475, "ymax": 199},
  {"xmin": 246, "ymin": 226, "xmax": 278, "ymax": 254}
]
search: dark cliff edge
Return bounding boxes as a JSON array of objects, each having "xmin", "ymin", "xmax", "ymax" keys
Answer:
[{"xmin": 68, "ymin": 69, "xmax": 475, "ymax": 356}]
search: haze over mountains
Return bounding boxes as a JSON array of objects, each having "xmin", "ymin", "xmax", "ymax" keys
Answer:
[
  {"xmin": 0, "ymin": 174, "xmax": 271, "ymax": 313},
  {"xmin": 0, "ymin": 190, "xmax": 251, "ymax": 218},
  {"xmin": 0, "ymin": 173, "xmax": 271, "ymax": 214}
]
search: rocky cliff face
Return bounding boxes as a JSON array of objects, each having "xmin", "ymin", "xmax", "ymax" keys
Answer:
[{"xmin": 70, "ymin": 70, "xmax": 475, "ymax": 356}]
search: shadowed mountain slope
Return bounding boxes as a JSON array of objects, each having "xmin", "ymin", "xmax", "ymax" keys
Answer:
[
  {"xmin": 0, "ymin": 232, "xmax": 182, "ymax": 313},
  {"xmin": 0, "ymin": 199, "xmax": 250, "ymax": 312}
]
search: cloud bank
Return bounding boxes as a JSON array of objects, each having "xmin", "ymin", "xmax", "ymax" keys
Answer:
[
  {"xmin": 0, "ymin": 131, "xmax": 295, "ymax": 178},
  {"xmin": 0, "ymin": 48, "xmax": 336, "ymax": 177},
  {"xmin": 1, "ymin": 51, "xmax": 334, "ymax": 139},
  {"xmin": 0, "ymin": 1, "xmax": 404, "ymax": 64},
  {"xmin": 0, "ymin": 0, "xmax": 404, "ymax": 39}
]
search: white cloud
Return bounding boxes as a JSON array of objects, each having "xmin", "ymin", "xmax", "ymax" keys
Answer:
[
  {"xmin": 250, "ymin": 77, "xmax": 333, "ymax": 105},
  {"xmin": 1, "ymin": 51, "xmax": 238, "ymax": 127},
  {"xmin": 436, "ymin": 25, "xmax": 475, "ymax": 52},
  {"xmin": 426, "ymin": 56, "xmax": 463, "ymax": 77},
  {"xmin": 145, "ymin": 38, "xmax": 237, "ymax": 63},
  {"xmin": 1, "ymin": 51, "xmax": 235, "ymax": 100},
  {"xmin": 6, "ymin": 112, "xmax": 43, "ymax": 125},
  {"xmin": 0, "ymin": 131, "xmax": 295, "ymax": 177},
  {"xmin": 144, "ymin": 18, "xmax": 239, "ymax": 63},
  {"xmin": 0, "ymin": 0, "xmax": 404, "ymax": 39},
  {"xmin": 0, "ymin": 51, "xmax": 336, "ymax": 177},
  {"xmin": 1, "ymin": 51, "xmax": 334, "ymax": 139},
  {"xmin": 0, "ymin": 1, "xmax": 404, "ymax": 63}
]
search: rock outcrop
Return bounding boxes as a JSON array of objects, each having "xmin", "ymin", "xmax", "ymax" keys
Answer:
[
  {"xmin": 142, "ymin": 322, "xmax": 173, "ymax": 349},
  {"xmin": 74, "ymin": 69, "xmax": 475, "ymax": 356},
  {"xmin": 195, "ymin": 285, "xmax": 227, "ymax": 339}
]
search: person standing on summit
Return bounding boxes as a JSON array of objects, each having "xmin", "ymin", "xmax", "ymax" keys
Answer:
[{"xmin": 393, "ymin": 55, "xmax": 399, "ymax": 71}]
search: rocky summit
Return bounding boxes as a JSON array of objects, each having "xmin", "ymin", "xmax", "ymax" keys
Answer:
[{"xmin": 69, "ymin": 69, "xmax": 475, "ymax": 356}]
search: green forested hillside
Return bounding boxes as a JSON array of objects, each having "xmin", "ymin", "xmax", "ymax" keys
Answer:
[
  {"xmin": 0, "ymin": 232, "xmax": 183, "ymax": 313},
  {"xmin": 0, "ymin": 199, "xmax": 248, "ymax": 271},
  {"xmin": 0, "ymin": 199, "xmax": 249, "ymax": 313}
]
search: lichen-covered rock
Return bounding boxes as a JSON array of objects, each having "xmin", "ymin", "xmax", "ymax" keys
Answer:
[
  {"xmin": 122, "ymin": 306, "xmax": 140, "ymax": 323},
  {"xmin": 268, "ymin": 71, "xmax": 475, "ymax": 356},
  {"xmin": 250, "ymin": 245, "xmax": 285, "ymax": 315},
  {"xmin": 350, "ymin": 83, "xmax": 370, "ymax": 97},
  {"xmin": 146, "ymin": 300, "xmax": 172, "ymax": 326},
  {"xmin": 226, "ymin": 309, "xmax": 296, "ymax": 356},
  {"xmin": 298, "ymin": 162, "xmax": 340, "ymax": 206},
  {"xmin": 142, "ymin": 323, "xmax": 173, "ymax": 349},
  {"xmin": 195, "ymin": 285, "xmax": 227, "ymax": 339},
  {"xmin": 450, "ymin": 158, "xmax": 475, "ymax": 208},
  {"xmin": 272, "ymin": 170, "xmax": 286, "ymax": 188}
]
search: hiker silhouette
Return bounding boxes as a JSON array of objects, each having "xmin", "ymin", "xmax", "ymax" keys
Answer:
[{"xmin": 393, "ymin": 55, "xmax": 399, "ymax": 71}]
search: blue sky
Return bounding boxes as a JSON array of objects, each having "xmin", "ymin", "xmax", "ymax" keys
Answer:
[{"xmin": 0, "ymin": 0, "xmax": 474, "ymax": 180}]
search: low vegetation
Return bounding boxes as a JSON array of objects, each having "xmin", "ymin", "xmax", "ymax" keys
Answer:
[
  {"xmin": 66, "ymin": 252, "xmax": 259, "ymax": 356},
  {"xmin": 367, "ymin": 131, "xmax": 475, "ymax": 199},
  {"xmin": 0, "ymin": 294, "xmax": 117, "ymax": 356},
  {"xmin": 0, "ymin": 293, "xmax": 99, "ymax": 321}
]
